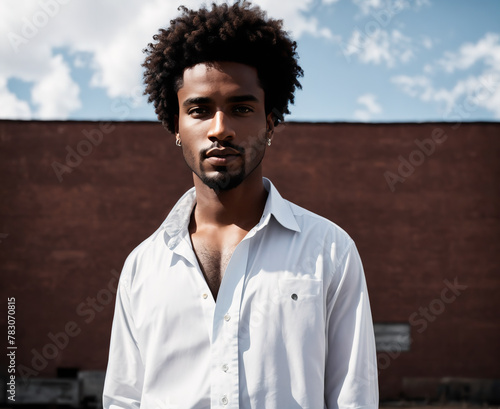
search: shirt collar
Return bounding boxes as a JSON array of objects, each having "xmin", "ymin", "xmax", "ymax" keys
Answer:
[
  {"xmin": 158, "ymin": 177, "xmax": 301, "ymax": 242},
  {"xmin": 259, "ymin": 178, "xmax": 301, "ymax": 233}
]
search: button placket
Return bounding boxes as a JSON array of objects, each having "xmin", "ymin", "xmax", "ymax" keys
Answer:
[{"xmin": 210, "ymin": 239, "xmax": 250, "ymax": 409}]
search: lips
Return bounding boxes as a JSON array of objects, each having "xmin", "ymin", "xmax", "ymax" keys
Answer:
[
  {"xmin": 204, "ymin": 147, "xmax": 241, "ymax": 165},
  {"xmin": 205, "ymin": 148, "xmax": 241, "ymax": 158}
]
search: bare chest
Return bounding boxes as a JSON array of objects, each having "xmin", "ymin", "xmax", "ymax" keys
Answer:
[{"xmin": 190, "ymin": 236, "xmax": 238, "ymax": 300}]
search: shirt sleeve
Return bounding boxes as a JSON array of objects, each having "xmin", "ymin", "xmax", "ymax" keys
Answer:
[
  {"xmin": 324, "ymin": 241, "xmax": 379, "ymax": 409},
  {"xmin": 103, "ymin": 271, "xmax": 144, "ymax": 409}
]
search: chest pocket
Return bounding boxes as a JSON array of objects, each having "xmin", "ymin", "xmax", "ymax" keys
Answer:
[
  {"xmin": 278, "ymin": 278, "xmax": 322, "ymax": 301},
  {"xmin": 275, "ymin": 278, "xmax": 325, "ymax": 344}
]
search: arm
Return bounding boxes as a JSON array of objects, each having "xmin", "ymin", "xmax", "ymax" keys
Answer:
[
  {"xmin": 103, "ymin": 274, "xmax": 144, "ymax": 409},
  {"xmin": 324, "ymin": 241, "xmax": 378, "ymax": 409}
]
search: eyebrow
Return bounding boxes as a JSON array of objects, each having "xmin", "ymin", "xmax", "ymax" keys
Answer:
[{"xmin": 182, "ymin": 94, "xmax": 259, "ymax": 107}]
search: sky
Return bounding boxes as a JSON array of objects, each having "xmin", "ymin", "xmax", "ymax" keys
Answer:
[{"xmin": 1, "ymin": 0, "xmax": 499, "ymax": 123}]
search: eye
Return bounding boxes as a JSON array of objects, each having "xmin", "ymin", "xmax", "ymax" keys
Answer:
[
  {"xmin": 233, "ymin": 105, "xmax": 254, "ymax": 114},
  {"xmin": 188, "ymin": 107, "xmax": 210, "ymax": 117}
]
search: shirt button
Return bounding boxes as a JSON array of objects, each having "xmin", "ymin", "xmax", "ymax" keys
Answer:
[
  {"xmin": 221, "ymin": 395, "xmax": 228, "ymax": 405},
  {"xmin": 224, "ymin": 314, "xmax": 231, "ymax": 322},
  {"xmin": 202, "ymin": 293, "xmax": 208, "ymax": 299},
  {"xmin": 222, "ymin": 364, "xmax": 229, "ymax": 372}
]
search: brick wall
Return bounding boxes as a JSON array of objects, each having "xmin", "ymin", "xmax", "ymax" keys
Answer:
[{"xmin": 1, "ymin": 120, "xmax": 499, "ymax": 400}]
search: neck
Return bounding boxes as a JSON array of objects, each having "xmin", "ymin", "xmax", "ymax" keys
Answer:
[{"xmin": 192, "ymin": 169, "xmax": 267, "ymax": 231}]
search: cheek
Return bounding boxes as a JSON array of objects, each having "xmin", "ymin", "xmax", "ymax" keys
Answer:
[
  {"xmin": 178, "ymin": 119, "xmax": 195, "ymax": 135},
  {"xmin": 243, "ymin": 134, "xmax": 267, "ymax": 163},
  {"xmin": 182, "ymin": 141, "xmax": 198, "ymax": 162},
  {"xmin": 237, "ymin": 118, "xmax": 267, "ymax": 143},
  {"xmin": 178, "ymin": 134, "xmax": 199, "ymax": 163},
  {"xmin": 178, "ymin": 113, "xmax": 208, "ymax": 133},
  {"xmin": 181, "ymin": 145, "xmax": 203, "ymax": 174}
]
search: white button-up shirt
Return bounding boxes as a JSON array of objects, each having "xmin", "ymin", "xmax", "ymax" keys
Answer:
[{"xmin": 103, "ymin": 178, "xmax": 378, "ymax": 409}]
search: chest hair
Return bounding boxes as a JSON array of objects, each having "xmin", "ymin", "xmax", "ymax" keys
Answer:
[{"xmin": 192, "ymin": 241, "xmax": 236, "ymax": 300}]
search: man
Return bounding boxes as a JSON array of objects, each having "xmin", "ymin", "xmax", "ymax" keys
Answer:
[{"xmin": 103, "ymin": 2, "xmax": 378, "ymax": 408}]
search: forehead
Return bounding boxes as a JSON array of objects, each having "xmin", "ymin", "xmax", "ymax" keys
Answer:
[{"xmin": 178, "ymin": 61, "xmax": 264, "ymax": 99}]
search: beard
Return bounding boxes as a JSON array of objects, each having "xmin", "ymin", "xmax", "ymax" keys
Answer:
[
  {"xmin": 197, "ymin": 163, "xmax": 247, "ymax": 192},
  {"xmin": 183, "ymin": 141, "xmax": 247, "ymax": 193},
  {"xmin": 183, "ymin": 139, "xmax": 266, "ymax": 193}
]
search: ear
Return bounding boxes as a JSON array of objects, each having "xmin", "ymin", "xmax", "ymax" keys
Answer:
[
  {"xmin": 266, "ymin": 112, "xmax": 275, "ymax": 137},
  {"xmin": 174, "ymin": 114, "xmax": 179, "ymax": 135}
]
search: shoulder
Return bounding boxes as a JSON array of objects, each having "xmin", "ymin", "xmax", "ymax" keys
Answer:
[
  {"xmin": 285, "ymin": 199, "xmax": 357, "ymax": 268},
  {"xmin": 289, "ymin": 200, "xmax": 353, "ymax": 244},
  {"xmin": 118, "ymin": 222, "xmax": 167, "ymax": 285},
  {"xmin": 265, "ymin": 178, "xmax": 354, "ymax": 252},
  {"xmin": 118, "ymin": 187, "xmax": 195, "ymax": 286}
]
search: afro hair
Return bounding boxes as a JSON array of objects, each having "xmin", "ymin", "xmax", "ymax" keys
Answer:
[{"xmin": 142, "ymin": 1, "xmax": 303, "ymax": 134}]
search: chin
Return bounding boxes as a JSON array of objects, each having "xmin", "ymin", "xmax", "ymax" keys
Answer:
[{"xmin": 201, "ymin": 170, "xmax": 245, "ymax": 192}]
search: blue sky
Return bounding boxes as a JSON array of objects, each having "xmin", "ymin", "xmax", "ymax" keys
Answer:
[{"xmin": 1, "ymin": 0, "xmax": 499, "ymax": 123}]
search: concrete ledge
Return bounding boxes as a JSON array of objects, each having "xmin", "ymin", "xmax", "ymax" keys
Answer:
[
  {"xmin": 14, "ymin": 378, "xmax": 79, "ymax": 406},
  {"xmin": 402, "ymin": 377, "xmax": 500, "ymax": 403}
]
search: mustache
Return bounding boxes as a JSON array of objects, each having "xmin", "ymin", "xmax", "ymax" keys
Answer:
[{"xmin": 200, "ymin": 141, "xmax": 246, "ymax": 158}]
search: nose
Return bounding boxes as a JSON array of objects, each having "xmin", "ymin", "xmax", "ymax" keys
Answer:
[{"xmin": 207, "ymin": 111, "xmax": 235, "ymax": 141}]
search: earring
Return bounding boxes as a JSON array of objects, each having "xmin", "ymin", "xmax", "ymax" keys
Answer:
[
  {"xmin": 266, "ymin": 129, "xmax": 273, "ymax": 146},
  {"xmin": 176, "ymin": 137, "xmax": 181, "ymax": 147}
]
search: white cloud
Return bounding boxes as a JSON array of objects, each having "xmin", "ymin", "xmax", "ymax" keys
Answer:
[
  {"xmin": 422, "ymin": 36, "xmax": 433, "ymax": 49},
  {"xmin": 0, "ymin": 77, "xmax": 32, "ymax": 119},
  {"xmin": 0, "ymin": 0, "xmax": 334, "ymax": 120},
  {"xmin": 391, "ymin": 75, "xmax": 432, "ymax": 98},
  {"xmin": 392, "ymin": 33, "xmax": 500, "ymax": 119},
  {"xmin": 341, "ymin": 28, "xmax": 413, "ymax": 67},
  {"xmin": 0, "ymin": 1, "xmax": 84, "ymax": 119},
  {"xmin": 336, "ymin": 0, "xmax": 428, "ymax": 67},
  {"xmin": 437, "ymin": 32, "xmax": 500, "ymax": 73},
  {"xmin": 31, "ymin": 54, "xmax": 81, "ymax": 119},
  {"xmin": 353, "ymin": 93, "xmax": 382, "ymax": 121},
  {"xmin": 351, "ymin": 0, "xmax": 430, "ymax": 17},
  {"xmin": 352, "ymin": 0, "xmax": 384, "ymax": 16},
  {"xmin": 260, "ymin": 0, "xmax": 334, "ymax": 39},
  {"xmin": 414, "ymin": 0, "xmax": 431, "ymax": 7}
]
